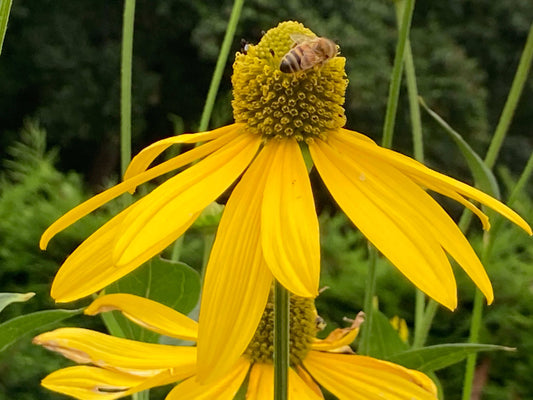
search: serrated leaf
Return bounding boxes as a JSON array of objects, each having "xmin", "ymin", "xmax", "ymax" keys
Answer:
[
  {"xmin": 104, "ymin": 257, "xmax": 201, "ymax": 342},
  {"xmin": 0, "ymin": 308, "xmax": 82, "ymax": 352},
  {"xmin": 420, "ymin": 97, "xmax": 500, "ymax": 198},
  {"xmin": 361, "ymin": 308, "xmax": 409, "ymax": 359},
  {"xmin": 387, "ymin": 343, "xmax": 514, "ymax": 372},
  {"xmin": 0, "ymin": 292, "xmax": 35, "ymax": 314}
]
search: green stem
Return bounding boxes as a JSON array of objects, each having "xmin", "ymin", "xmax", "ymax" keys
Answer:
[
  {"xmin": 132, "ymin": 391, "xmax": 149, "ymax": 400},
  {"xmin": 462, "ymin": 281, "xmax": 485, "ymax": 400},
  {"xmin": 0, "ymin": 0, "xmax": 13, "ymax": 55},
  {"xmin": 120, "ymin": 0, "xmax": 136, "ymax": 175},
  {"xmin": 360, "ymin": 245, "xmax": 377, "ymax": 355},
  {"xmin": 413, "ymin": 299, "xmax": 438, "ymax": 348},
  {"xmin": 274, "ymin": 281, "xmax": 289, "ymax": 400},
  {"xmin": 484, "ymin": 22, "xmax": 533, "ymax": 169},
  {"xmin": 198, "ymin": 0, "xmax": 245, "ymax": 132},
  {"xmin": 381, "ymin": 0, "xmax": 416, "ymax": 148}
]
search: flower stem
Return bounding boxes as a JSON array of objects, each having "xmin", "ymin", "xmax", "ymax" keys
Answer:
[
  {"xmin": 381, "ymin": 0, "xmax": 416, "ymax": 148},
  {"xmin": 120, "ymin": 0, "xmax": 135, "ymax": 175},
  {"xmin": 274, "ymin": 281, "xmax": 289, "ymax": 400},
  {"xmin": 198, "ymin": 0, "xmax": 245, "ymax": 132},
  {"xmin": 462, "ymin": 23, "xmax": 533, "ymax": 400},
  {"xmin": 359, "ymin": 245, "xmax": 377, "ymax": 355},
  {"xmin": 484, "ymin": 22, "xmax": 533, "ymax": 170}
]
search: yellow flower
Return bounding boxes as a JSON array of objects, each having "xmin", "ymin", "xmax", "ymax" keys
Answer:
[
  {"xmin": 34, "ymin": 293, "xmax": 438, "ymax": 400},
  {"xmin": 40, "ymin": 21, "xmax": 531, "ymax": 381}
]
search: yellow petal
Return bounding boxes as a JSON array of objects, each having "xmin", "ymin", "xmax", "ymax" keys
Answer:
[
  {"xmin": 261, "ymin": 139, "xmax": 320, "ymax": 297},
  {"xmin": 310, "ymin": 138, "xmax": 458, "ymax": 310},
  {"xmin": 41, "ymin": 366, "xmax": 181, "ymax": 400},
  {"xmin": 197, "ymin": 149, "xmax": 275, "ymax": 383},
  {"xmin": 123, "ymin": 124, "xmax": 243, "ymax": 181},
  {"xmin": 338, "ymin": 128, "xmax": 532, "ymax": 235},
  {"xmin": 246, "ymin": 363, "xmax": 324, "ymax": 400},
  {"xmin": 113, "ymin": 131, "xmax": 261, "ymax": 268},
  {"xmin": 330, "ymin": 132, "xmax": 495, "ymax": 304},
  {"xmin": 41, "ymin": 366, "xmax": 148, "ymax": 400},
  {"xmin": 51, "ymin": 133, "xmax": 260, "ymax": 303},
  {"xmin": 304, "ymin": 351, "xmax": 438, "ymax": 399},
  {"xmin": 50, "ymin": 209, "xmax": 157, "ymax": 302},
  {"xmin": 311, "ymin": 311, "xmax": 364, "ymax": 352},
  {"xmin": 166, "ymin": 357, "xmax": 250, "ymax": 400},
  {"xmin": 33, "ymin": 328, "xmax": 196, "ymax": 377},
  {"xmin": 85, "ymin": 293, "xmax": 198, "ymax": 341},
  {"xmin": 294, "ymin": 365, "xmax": 325, "ymax": 399},
  {"xmin": 40, "ymin": 126, "xmax": 240, "ymax": 250}
]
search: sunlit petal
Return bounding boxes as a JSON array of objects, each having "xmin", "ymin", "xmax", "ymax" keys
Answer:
[
  {"xmin": 50, "ymin": 207, "xmax": 163, "ymax": 303},
  {"xmin": 40, "ymin": 366, "xmax": 147, "ymax": 400},
  {"xmin": 310, "ymin": 138, "xmax": 458, "ymax": 309},
  {"xmin": 113, "ymin": 131, "xmax": 261, "ymax": 268},
  {"xmin": 41, "ymin": 366, "xmax": 182, "ymax": 400},
  {"xmin": 166, "ymin": 357, "xmax": 250, "ymax": 400},
  {"xmin": 123, "ymin": 124, "xmax": 243, "ymax": 181},
  {"xmin": 197, "ymin": 148, "xmax": 275, "ymax": 383},
  {"xmin": 33, "ymin": 328, "xmax": 196, "ymax": 378},
  {"xmin": 85, "ymin": 294, "xmax": 198, "ymax": 341},
  {"xmin": 261, "ymin": 139, "xmax": 320, "ymax": 297},
  {"xmin": 304, "ymin": 351, "xmax": 437, "ymax": 399},
  {"xmin": 40, "ymin": 127, "xmax": 241, "ymax": 250},
  {"xmin": 329, "ymin": 132, "xmax": 495, "ymax": 303},
  {"xmin": 337, "ymin": 128, "xmax": 532, "ymax": 235},
  {"xmin": 246, "ymin": 364, "xmax": 324, "ymax": 400},
  {"xmin": 294, "ymin": 365, "xmax": 324, "ymax": 399}
]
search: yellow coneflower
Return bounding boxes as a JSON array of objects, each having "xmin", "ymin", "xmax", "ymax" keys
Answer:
[
  {"xmin": 34, "ymin": 293, "xmax": 438, "ymax": 400},
  {"xmin": 40, "ymin": 21, "xmax": 531, "ymax": 381}
]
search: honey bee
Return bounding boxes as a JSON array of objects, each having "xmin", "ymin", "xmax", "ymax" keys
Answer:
[{"xmin": 279, "ymin": 34, "xmax": 338, "ymax": 73}]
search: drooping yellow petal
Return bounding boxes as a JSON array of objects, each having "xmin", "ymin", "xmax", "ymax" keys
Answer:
[
  {"xmin": 337, "ymin": 128, "xmax": 532, "ymax": 235},
  {"xmin": 246, "ymin": 363, "xmax": 324, "ymax": 400},
  {"xmin": 41, "ymin": 366, "xmax": 182, "ymax": 400},
  {"xmin": 304, "ymin": 351, "xmax": 438, "ymax": 400},
  {"xmin": 311, "ymin": 311, "xmax": 364, "ymax": 352},
  {"xmin": 123, "ymin": 124, "xmax": 243, "ymax": 181},
  {"xmin": 329, "ymin": 132, "xmax": 496, "ymax": 304},
  {"xmin": 33, "ymin": 328, "xmax": 196, "ymax": 377},
  {"xmin": 197, "ymin": 148, "xmax": 275, "ymax": 383},
  {"xmin": 310, "ymin": 138, "xmax": 458, "ymax": 309},
  {"xmin": 50, "ymin": 207, "xmax": 167, "ymax": 303},
  {"xmin": 166, "ymin": 357, "xmax": 250, "ymax": 400},
  {"xmin": 261, "ymin": 139, "xmax": 320, "ymax": 297},
  {"xmin": 40, "ymin": 126, "xmax": 241, "ymax": 250},
  {"xmin": 40, "ymin": 366, "xmax": 148, "ymax": 400},
  {"xmin": 85, "ymin": 293, "xmax": 198, "ymax": 341},
  {"xmin": 51, "ymin": 132, "xmax": 260, "ymax": 303},
  {"xmin": 113, "ymin": 131, "xmax": 261, "ymax": 268}
]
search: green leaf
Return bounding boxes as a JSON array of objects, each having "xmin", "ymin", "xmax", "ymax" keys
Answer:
[
  {"xmin": 0, "ymin": 0, "xmax": 13, "ymax": 55},
  {"xmin": 420, "ymin": 97, "xmax": 500, "ymax": 198},
  {"xmin": 362, "ymin": 308, "xmax": 409, "ymax": 359},
  {"xmin": 0, "ymin": 292, "xmax": 35, "ymax": 314},
  {"xmin": 387, "ymin": 343, "xmax": 514, "ymax": 372},
  {"xmin": 0, "ymin": 308, "xmax": 82, "ymax": 352},
  {"xmin": 104, "ymin": 257, "xmax": 201, "ymax": 342}
]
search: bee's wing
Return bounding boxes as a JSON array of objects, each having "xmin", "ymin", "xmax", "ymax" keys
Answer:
[
  {"xmin": 289, "ymin": 33, "xmax": 316, "ymax": 44},
  {"xmin": 299, "ymin": 51, "xmax": 324, "ymax": 70}
]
